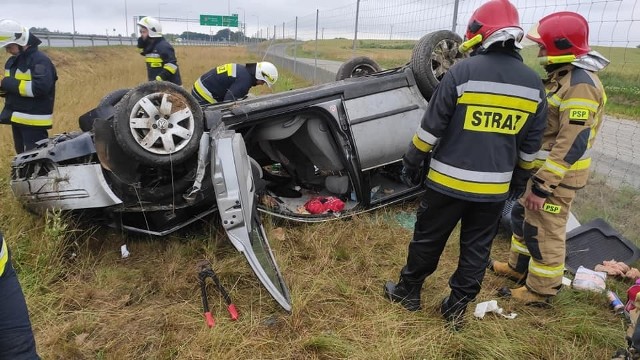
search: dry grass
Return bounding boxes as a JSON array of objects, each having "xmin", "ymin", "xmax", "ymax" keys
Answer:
[{"xmin": 0, "ymin": 46, "xmax": 634, "ymax": 359}]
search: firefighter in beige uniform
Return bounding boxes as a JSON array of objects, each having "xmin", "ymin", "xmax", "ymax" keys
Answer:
[{"xmin": 492, "ymin": 11, "xmax": 610, "ymax": 304}]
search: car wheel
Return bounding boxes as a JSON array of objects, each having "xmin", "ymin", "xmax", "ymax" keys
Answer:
[
  {"xmin": 410, "ymin": 30, "xmax": 465, "ymax": 100},
  {"xmin": 113, "ymin": 81, "xmax": 204, "ymax": 166},
  {"xmin": 335, "ymin": 56, "xmax": 382, "ymax": 80},
  {"xmin": 99, "ymin": 88, "xmax": 131, "ymax": 108}
]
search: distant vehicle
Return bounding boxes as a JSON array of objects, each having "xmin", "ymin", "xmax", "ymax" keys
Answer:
[{"xmin": 10, "ymin": 30, "xmax": 465, "ymax": 312}]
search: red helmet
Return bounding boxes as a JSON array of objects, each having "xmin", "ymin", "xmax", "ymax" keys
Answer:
[
  {"xmin": 465, "ymin": 0, "xmax": 521, "ymax": 42},
  {"xmin": 526, "ymin": 12, "xmax": 591, "ymax": 57}
]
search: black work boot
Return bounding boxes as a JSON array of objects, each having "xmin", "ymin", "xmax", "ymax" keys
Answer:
[
  {"xmin": 383, "ymin": 279, "xmax": 422, "ymax": 311},
  {"xmin": 440, "ymin": 296, "xmax": 467, "ymax": 331}
]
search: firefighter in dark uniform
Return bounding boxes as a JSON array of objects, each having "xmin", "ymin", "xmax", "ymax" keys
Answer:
[
  {"xmin": 492, "ymin": 12, "xmax": 609, "ymax": 305},
  {"xmin": 191, "ymin": 61, "xmax": 278, "ymax": 105},
  {"xmin": 383, "ymin": 0, "xmax": 547, "ymax": 329},
  {"xmin": 0, "ymin": 19, "xmax": 57, "ymax": 154},
  {"xmin": 0, "ymin": 232, "xmax": 40, "ymax": 359},
  {"xmin": 137, "ymin": 16, "xmax": 181, "ymax": 85}
]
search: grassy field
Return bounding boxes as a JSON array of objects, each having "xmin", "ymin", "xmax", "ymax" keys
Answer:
[
  {"xmin": 0, "ymin": 46, "xmax": 638, "ymax": 359},
  {"xmin": 289, "ymin": 38, "xmax": 640, "ymax": 119}
]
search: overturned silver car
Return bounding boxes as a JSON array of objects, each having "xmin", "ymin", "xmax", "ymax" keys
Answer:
[{"xmin": 10, "ymin": 30, "xmax": 466, "ymax": 311}]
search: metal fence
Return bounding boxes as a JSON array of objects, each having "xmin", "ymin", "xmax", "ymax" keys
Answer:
[
  {"xmin": 32, "ymin": 32, "xmax": 239, "ymax": 48},
  {"xmin": 251, "ymin": 0, "xmax": 640, "ymax": 190}
]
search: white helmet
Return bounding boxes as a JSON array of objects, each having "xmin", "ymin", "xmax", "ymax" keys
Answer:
[
  {"xmin": 0, "ymin": 19, "xmax": 29, "ymax": 47},
  {"xmin": 137, "ymin": 16, "xmax": 162, "ymax": 38},
  {"xmin": 256, "ymin": 62, "xmax": 278, "ymax": 88}
]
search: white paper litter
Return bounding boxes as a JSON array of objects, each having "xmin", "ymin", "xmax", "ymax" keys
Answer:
[
  {"xmin": 120, "ymin": 244, "xmax": 130, "ymax": 259},
  {"xmin": 572, "ymin": 266, "xmax": 607, "ymax": 292},
  {"xmin": 473, "ymin": 300, "xmax": 517, "ymax": 320}
]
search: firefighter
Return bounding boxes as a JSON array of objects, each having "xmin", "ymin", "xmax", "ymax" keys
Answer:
[
  {"xmin": 191, "ymin": 62, "xmax": 278, "ymax": 105},
  {"xmin": 383, "ymin": 0, "xmax": 547, "ymax": 329},
  {"xmin": 491, "ymin": 12, "xmax": 609, "ymax": 305},
  {"xmin": 137, "ymin": 16, "xmax": 182, "ymax": 85},
  {"xmin": 0, "ymin": 232, "xmax": 40, "ymax": 359},
  {"xmin": 0, "ymin": 19, "xmax": 57, "ymax": 154}
]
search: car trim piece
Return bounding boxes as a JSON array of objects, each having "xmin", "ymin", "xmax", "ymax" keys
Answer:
[
  {"xmin": 118, "ymin": 207, "xmax": 218, "ymax": 236},
  {"xmin": 349, "ymin": 104, "xmax": 420, "ymax": 125}
]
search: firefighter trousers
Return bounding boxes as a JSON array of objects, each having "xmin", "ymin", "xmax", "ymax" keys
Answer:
[
  {"xmin": 11, "ymin": 125, "xmax": 48, "ymax": 154},
  {"xmin": 0, "ymin": 251, "xmax": 39, "ymax": 360},
  {"xmin": 508, "ymin": 184, "xmax": 576, "ymax": 296},
  {"xmin": 400, "ymin": 187, "xmax": 504, "ymax": 305}
]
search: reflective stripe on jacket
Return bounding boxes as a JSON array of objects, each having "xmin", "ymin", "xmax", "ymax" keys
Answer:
[
  {"xmin": 192, "ymin": 63, "xmax": 255, "ymax": 104},
  {"xmin": 142, "ymin": 37, "xmax": 181, "ymax": 85},
  {"xmin": 0, "ymin": 46, "xmax": 57, "ymax": 128},
  {"xmin": 532, "ymin": 65, "xmax": 606, "ymax": 194},
  {"xmin": 0, "ymin": 236, "xmax": 8, "ymax": 277},
  {"xmin": 405, "ymin": 48, "xmax": 547, "ymax": 202}
]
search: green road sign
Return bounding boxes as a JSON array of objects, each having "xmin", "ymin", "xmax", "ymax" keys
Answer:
[{"xmin": 200, "ymin": 14, "xmax": 239, "ymax": 27}]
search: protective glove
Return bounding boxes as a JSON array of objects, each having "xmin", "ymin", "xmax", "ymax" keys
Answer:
[
  {"xmin": 400, "ymin": 155, "xmax": 422, "ymax": 187},
  {"xmin": 508, "ymin": 167, "xmax": 530, "ymax": 201}
]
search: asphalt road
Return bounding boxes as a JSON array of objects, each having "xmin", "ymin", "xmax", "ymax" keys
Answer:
[{"xmin": 264, "ymin": 43, "xmax": 640, "ymax": 189}]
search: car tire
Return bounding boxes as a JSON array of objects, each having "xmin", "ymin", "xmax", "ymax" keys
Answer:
[
  {"xmin": 410, "ymin": 30, "xmax": 464, "ymax": 100},
  {"xmin": 113, "ymin": 81, "xmax": 204, "ymax": 166},
  {"xmin": 99, "ymin": 88, "xmax": 131, "ymax": 108},
  {"xmin": 335, "ymin": 56, "xmax": 382, "ymax": 80}
]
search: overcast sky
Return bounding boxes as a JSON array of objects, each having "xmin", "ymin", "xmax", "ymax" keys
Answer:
[{"xmin": 3, "ymin": 0, "xmax": 639, "ymax": 46}]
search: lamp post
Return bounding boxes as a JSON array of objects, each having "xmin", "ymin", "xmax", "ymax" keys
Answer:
[
  {"xmin": 71, "ymin": 0, "xmax": 77, "ymax": 47},
  {"xmin": 124, "ymin": 0, "xmax": 129, "ymax": 37},
  {"xmin": 251, "ymin": 14, "xmax": 259, "ymax": 41},
  {"xmin": 237, "ymin": 7, "xmax": 246, "ymax": 43}
]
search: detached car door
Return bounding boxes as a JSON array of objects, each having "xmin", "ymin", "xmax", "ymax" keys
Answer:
[{"xmin": 210, "ymin": 126, "xmax": 292, "ymax": 312}]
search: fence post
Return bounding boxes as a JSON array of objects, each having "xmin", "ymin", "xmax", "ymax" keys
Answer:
[
  {"xmin": 294, "ymin": 16, "xmax": 298, "ymax": 75},
  {"xmin": 451, "ymin": 0, "xmax": 460, "ymax": 32},
  {"xmin": 314, "ymin": 9, "xmax": 319, "ymax": 85},
  {"xmin": 353, "ymin": 0, "xmax": 360, "ymax": 53},
  {"xmin": 46, "ymin": 34, "xmax": 51, "ymax": 47},
  {"xmin": 106, "ymin": 35, "xmax": 110, "ymax": 46},
  {"xmin": 282, "ymin": 22, "xmax": 285, "ymax": 40},
  {"xmin": 274, "ymin": 25, "xmax": 277, "ymax": 40},
  {"xmin": 119, "ymin": 35, "xmax": 123, "ymax": 45},
  {"xmin": 91, "ymin": 36, "xmax": 95, "ymax": 46}
]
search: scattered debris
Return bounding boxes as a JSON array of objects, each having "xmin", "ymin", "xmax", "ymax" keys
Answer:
[
  {"xmin": 260, "ymin": 194, "xmax": 280, "ymax": 209},
  {"xmin": 296, "ymin": 205, "xmax": 310, "ymax": 214},
  {"xmin": 607, "ymin": 290, "xmax": 625, "ymax": 314},
  {"xmin": 473, "ymin": 300, "xmax": 517, "ymax": 320},
  {"xmin": 120, "ymin": 244, "xmax": 130, "ymax": 259},
  {"xmin": 272, "ymin": 227, "xmax": 286, "ymax": 241},
  {"xmin": 572, "ymin": 266, "xmax": 606, "ymax": 292},
  {"xmin": 304, "ymin": 196, "xmax": 345, "ymax": 214},
  {"xmin": 395, "ymin": 211, "xmax": 416, "ymax": 230},
  {"xmin": 595, "ymin": 260, "xmax": 640, "ymax": 281}
]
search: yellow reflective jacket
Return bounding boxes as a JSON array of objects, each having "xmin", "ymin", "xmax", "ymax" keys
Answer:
[
  {"xmin": 531, "ymin": 65, "xmax": 606, "ymax": 196},
  {"xmin": 0, "ymin": 235, "xmax": 7, "ymax": 277}
]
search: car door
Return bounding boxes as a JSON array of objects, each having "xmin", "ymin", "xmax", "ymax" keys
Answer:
[{"xmin": 210, "ymin": 126, "xmax": 292, "ymax": 312}]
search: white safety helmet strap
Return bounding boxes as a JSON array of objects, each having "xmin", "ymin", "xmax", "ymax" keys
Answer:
[{"xmin": 0, "ymin": 19, "xmax": 29, "ymax": 48}]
